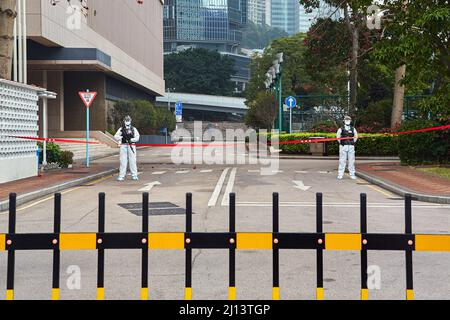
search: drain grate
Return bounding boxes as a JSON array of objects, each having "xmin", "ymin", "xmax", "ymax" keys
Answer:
[{"xmin": 118, "ymin": 202, "xmax": 191, "ymax": 216}]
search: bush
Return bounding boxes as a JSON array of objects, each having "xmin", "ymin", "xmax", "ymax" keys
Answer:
[
  {"xmin": 271, "ymin": 132, "xmax": 398, "ymax": 156},
  {"xmin": 357, "ymin": 99, "xmax": 392, "ymax": 130},
  {"xmin": 59, "ymin": 151, "xmax": 74, "ymax": 168},
  {"xmin": 397, "ymin": 119, "xmax": 450, "ymax": 165},
  {"xmin": 37, "ymin": 142, "xmax": 61, "ymax": 164}
]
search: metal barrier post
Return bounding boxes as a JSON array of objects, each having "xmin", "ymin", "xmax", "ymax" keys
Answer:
[
  {"xmin": 272, "ymin": 193, "xmax": 280, "ymax": 300},
  {"xmin": 185, "ymin": 193, "xmax": 192, "ymax": 300},
  {"xmin": 97, "ymin": 193, "xmax": 105, "ymax": 300},
  {"xmin": 316, "ymin": 193, "xmax": 324, "ymax": 300},
  {"xmin": 6, "ymin": 193, "xmax": 16, "ymax": 300},
  {"xmin": 52, "ymin": 193, "xmax": 61, "ymax": 300},
  {"xmin": 141, "ymin": 192, "xmax": 149, "ymax": 300},
  {"xmin": 405, "ymin": 194, "xmax": 414, "ymax": 300},
  {"xmin": 229, "ymin": 193, "xmax": 236, "ymax": 300},
  {"xmin": 360, "ymin": 193, "xmax": 368, "ymax": 300}
]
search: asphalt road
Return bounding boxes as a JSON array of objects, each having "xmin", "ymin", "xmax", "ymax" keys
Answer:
[{"xmin": 1, "ymin": 146, "xmax": 449, "ymax": 300}]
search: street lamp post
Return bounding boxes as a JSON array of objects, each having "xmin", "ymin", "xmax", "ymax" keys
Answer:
[{"xmin": 264, "ymin": 53, "xmax": 284, "ymax": 132}]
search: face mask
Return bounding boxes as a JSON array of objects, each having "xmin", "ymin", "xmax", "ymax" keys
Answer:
[{"xmin": 345, "ymin": 120, "xmax": 351, "ymax": 126}]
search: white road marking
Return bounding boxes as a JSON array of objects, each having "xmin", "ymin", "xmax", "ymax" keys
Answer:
[
  {"xmin": 208, "ymin": 168, "xmax": 230, "ymax": 207},
  {"xmin": 200, "ymin": 170, "xmax": 213, "ymax": 173},
  {"xmin": 222, "ymin": 167, "xmax": 237, "ymax": 206},
  {"xmin": 138, "ymin": 181, "xmax": 161, "ymax": 192},
  {"xmin": 293, "ymin": 180, "xmax": 312, "ymax": 191},
  {"xmin": 295, "ymin": 171, "xmax": 308, "ymax": 174},
  {"xmin": 318, "ymin": 171, "xmax": 331, "ymax": 174},
  {"xmin": 152, "ymin": 171, "xmax": 166, "ymax": 175},
  {"xmin": 234, "ymin": 201, "xmax": 449, "ymax": 208},
  {"xmin": 248, "ymin": 170, "xmax": 260, "ymax": 173},
  {"xmin": 176, "ymin": 170, "xmax": 189, "ymax": 174}
]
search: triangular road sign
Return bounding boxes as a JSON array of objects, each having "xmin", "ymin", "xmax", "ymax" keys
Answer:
[{"xmin": 78, "ymin": 91, "xmax": 97, "ymax": 108}]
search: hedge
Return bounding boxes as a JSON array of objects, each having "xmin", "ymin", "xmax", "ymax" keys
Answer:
[
  {"xmin": 397, "ymin": 120, "xmax": 449, "ymax": 165},
  {"xmin": 268, "ymin": 132, "xmax": 398, "ymax": 156}
]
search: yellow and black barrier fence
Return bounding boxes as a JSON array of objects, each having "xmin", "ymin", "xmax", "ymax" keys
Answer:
[{"xmin": 2, "ymin": 192, "xmax": 450, "ymax": 300}]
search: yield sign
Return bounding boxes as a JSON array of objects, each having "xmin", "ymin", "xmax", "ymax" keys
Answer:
[{"xmin": 78, "ymin": 91, "xmax": 97, "ymax": 108}]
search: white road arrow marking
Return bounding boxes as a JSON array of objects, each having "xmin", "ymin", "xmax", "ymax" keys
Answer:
[
  {"xmin": 293, "ymin": 180, "xmax": 311, "ymax": 191},
  {"xmin": 138, "ymin": 181, "xmax": 161, "ymax": 192}
]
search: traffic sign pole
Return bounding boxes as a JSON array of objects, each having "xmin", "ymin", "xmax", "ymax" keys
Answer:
[
  {"xmin": 290, "ymin": 107, "xmax": 292, "ymax": 134},
  {"xmin": 78, "ymin": 89, "xmax": 97, "ymax": 168},
  {"xmin": 86, "ymin": 105, "xmax": 90, "ymax": 167}
]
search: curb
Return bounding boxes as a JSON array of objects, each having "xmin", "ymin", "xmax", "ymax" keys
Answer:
[
  {"xmin": 0, "ymin": 168, "xmax": 119, "ymax": 212},
  {"xmin": 73, "ymin": 150, "xmax": 119, "ymax": 164},
  {"xmin": 356, "ymin": 171, "xmax": 450, "ymax": 204}
]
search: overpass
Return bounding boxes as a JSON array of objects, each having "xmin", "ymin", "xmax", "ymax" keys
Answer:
[{"xmin": 155, "ymin": 93, "xmax": 248, "ymax": 120}]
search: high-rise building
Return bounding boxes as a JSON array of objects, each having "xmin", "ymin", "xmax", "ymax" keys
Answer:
[
  {"xmin": 299, "ymin": 1, "xmax": 341, "ymax": 33},
  {"xmin": 164, "ymin": 0, "xmax": 248, "ymax": 53},
  {"xmin": 163, "ymin": 0, "xmax": 250, "ymax": 93},
  {"xmin": 270, "ymin": 0, "xmax": 300, "ymax": 35},
  {"xmin": 248, "ymin": 0, "xmax": 270, "ymax": 26},
  {"xmin": 26, "ymin": 0, "xmax": 164, "ymax": 134}
]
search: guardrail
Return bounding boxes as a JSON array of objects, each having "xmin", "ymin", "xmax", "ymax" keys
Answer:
[{"xmin": 1, "ymin": 192, "xmax": 449, "ymax": 300}]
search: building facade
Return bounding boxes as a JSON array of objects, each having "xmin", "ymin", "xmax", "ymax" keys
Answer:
[
  {"xmin": 25, "ymin": 0, "xmax": 165, "ymax": 135},
  {"xmin": 163, "ymin": 0, "xmax": 250, "ymax": 93},
  {"xmin": 164, "ymin": 0, "xmax": 248, "ymax": 53},
  {"xmin": 248, "ymin": 0, "xmax": 270, "ymax": 26},
  {"xmin": 271, "ymin": 0, "xmax": 300, "ymax": 35},
  {"xmin": 299, "ymin": 1, "xmax": 341, "ymax": 33}
]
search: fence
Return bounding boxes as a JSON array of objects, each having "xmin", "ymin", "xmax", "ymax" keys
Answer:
[{"xmin": 1, "ymin": 192, "xmax": 450, "ymax": 300}]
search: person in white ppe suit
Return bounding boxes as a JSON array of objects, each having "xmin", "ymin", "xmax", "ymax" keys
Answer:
[
  {"xmin": 336, "ymin": 115, "xmax": 358, "ymax": 180},
  {"xmin": 114, "ymin": 115, "xmax": 140, "ymax": 181}
]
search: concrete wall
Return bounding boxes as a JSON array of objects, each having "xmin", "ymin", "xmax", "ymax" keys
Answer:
[
  {"xmin": 26, "ymin": 0, "xmax": 165, "ymax": 96},
  {"xmin": 30, "ymin": 70, "xmax": 65, "ymax": 136},
  {"xmin": 0, "ymin": 79, "xmax": 40, "ymax": 184},
  {"xmin": 64, "ymin": 72, "xmax": 107, "ymax": 131}
]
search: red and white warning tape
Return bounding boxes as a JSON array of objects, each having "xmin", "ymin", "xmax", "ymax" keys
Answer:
[{"xmin": 3, "ymin": 124, "xmax": 449, "ymax": 148}]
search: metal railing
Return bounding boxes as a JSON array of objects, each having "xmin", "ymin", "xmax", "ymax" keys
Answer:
[{"xmin": 1, "ymin": 192, "xmax": 449, "ymax": 300}]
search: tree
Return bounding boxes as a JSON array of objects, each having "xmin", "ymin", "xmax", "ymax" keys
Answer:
[
  {"xmin": 245, "ymin": 91, "xmax": 277, "ymax": 129},
  {"xmin": 299, "ymin": 0, "xmax": 374, "ymax": 115},
  {"xmin": 245, "ymin": 33, "xmax": 315, "ymax": 104},
  {"xmin": 0, "ymin": 0, "xmax": 17, "ymax": 80},
  {"xmin": 241, "ymin": 21, "xmax": 289, "ymax": 49},
  {"xmin": 111, "ymin": 100, "xmax": 157, "ymax": 135},
  {"xmin": 155, "ymin": 107, "xmax": 176, "ymax": 132},
  {"xmin": 373, "ymin": 0, "xmax": 450, "ymax": 121},
  {"xmin": 164, "ymin": 48, "xmax": 236, "ymax": 96}
]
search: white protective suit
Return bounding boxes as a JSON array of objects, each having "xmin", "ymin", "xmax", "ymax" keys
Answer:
[
  {"xmin": 114, "ymin": 125, "xmax": 140, "ymax": 180},
  {"xmin": 336, "ymin": 125, "xmax": 358, "ymax": 179}
]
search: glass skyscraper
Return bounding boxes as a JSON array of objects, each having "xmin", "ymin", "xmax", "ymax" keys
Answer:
[
  {"xmin": 163, "ymin": 0, "xmax": 248, "ymax": 53},
  {"xmin": 270, "ymin": 0, "xmax": 299, "ymax": 35}
]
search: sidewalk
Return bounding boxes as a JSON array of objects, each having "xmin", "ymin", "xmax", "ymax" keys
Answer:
[
  {"xmin": 357, "ymin": 162, "xmax": 450, "ymax": 204},
  {"xmin": 0, "ymin": 162, "xmax": 118, "ymax": 211}
]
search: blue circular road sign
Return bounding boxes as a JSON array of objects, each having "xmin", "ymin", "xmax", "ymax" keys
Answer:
[{"xmin": 285, "ymin": 96, "xmax": 296, "ymax": 108}]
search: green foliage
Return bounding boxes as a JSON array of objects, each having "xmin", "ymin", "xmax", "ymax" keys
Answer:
[
  {"xmin": 397, "ymin": 119, "xmax": 450, "ymax": 165},
  {"xmin": 303, "ymin": 18, "xmax": 349, "ymax": 95},
  {"xmin": 245, "ymin": 33, "xmax": 312, "ymax": 104},
  {"xmin": 241, "ymin": 21, "xmax": 289, "ymax": 49},
  {"xmin": 37, "ymin": 142, "xmax": 61, "ymax": 164},
  {"xmin": 357, "ymin": 99, "xmax": 392, "ymax": 130},
  {"xmin": 112, "ymin": 100, "xmax": 158, "ymax": 135},
  {"xmin": 164, "ymin": 48, "xmax": 235, "ymax": 96},
  {"xmin": 373, "ymin": 0, "xmax": 450, "ymax": 118},
  {"xmin": 59, "ymin": 151, "xmax": 74, "ymax": 168},
  {"xmin": 245, "ymin": 91, "xmax": 277, "ymax": 129},
  {"xmin": 155, "ymin": 108, "xmax": 176, "ymax": 132},
  {"xmin": 271, "ymin": 132, "xmax": 398, "ymax": 156}
]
